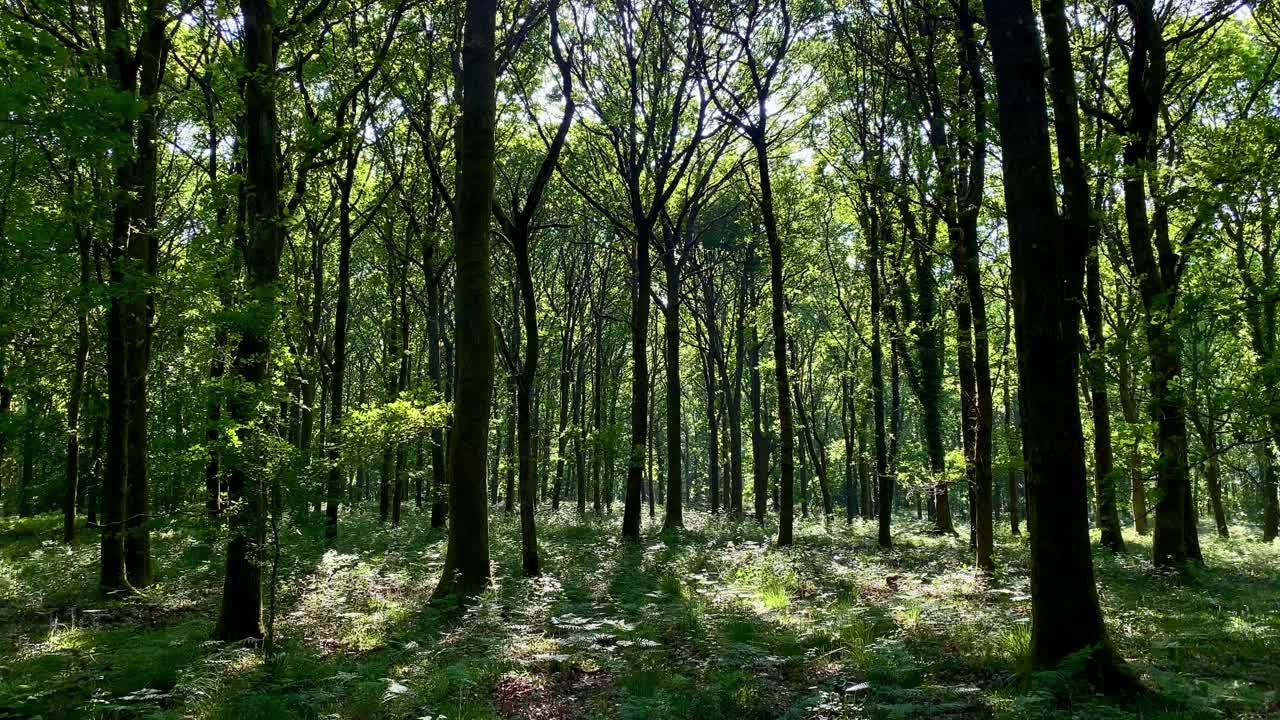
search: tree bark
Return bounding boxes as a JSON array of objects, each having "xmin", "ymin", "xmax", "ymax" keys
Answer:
[
  {"xmin": 63, "ymin": 199, "xmax": 92, "ymax": 543},
  {"xmin": 865, "ymin": 206, "xmax": 891, "ymax": 548},
  {"xmin": 621, "ymin": 215, "xmax": 652, "ymax": 541},
  {"xmin": 985, "ymin": 0, "xmax": 1132, "ymax": 686},
  {"xmin": 750, "ymin": 296, "xmax": 768, "ymax": 523},
  {"xmin": 751, "ymin": 134, "xmax": 796, "ymax": 547},
  {"xmin": 513, "ymin": 225, "xmax": 541, "ymax": 575},
  {"xmin": 1116, "ymin": 0, "xmax": 1199, "ymax": 568},
  {"xmin": 215, "ymin": 0, "xmax": 280, "ymax": 638},
  {"xmin": 661, "ymin": 249, "xmax": 684, "ymax": 529},
  {"xmin": 431, "ymin": 0, "xmax": 498, "ymax": 600},
  {"xmin": 1085, "ymin": 246, "xmax": 1126, "ymax": 552}
]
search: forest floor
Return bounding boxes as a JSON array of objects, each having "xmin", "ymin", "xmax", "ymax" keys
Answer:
[{"xmin": 1, "ymin": 507, "xmax": 1277, "ymax": 720}]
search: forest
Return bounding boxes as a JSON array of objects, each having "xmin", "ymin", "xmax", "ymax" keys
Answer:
[{"xmin": 1, "ymin": 0, "xmax": 1279, "ymax": 717}]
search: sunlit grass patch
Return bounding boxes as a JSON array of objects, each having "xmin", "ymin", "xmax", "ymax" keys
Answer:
[{"xmin": 729, "ymin": 552, "xmax": 801, "ymax": 610}]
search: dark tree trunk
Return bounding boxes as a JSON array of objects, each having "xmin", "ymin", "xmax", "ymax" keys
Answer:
[
  {"xmin": 0, "ymin": 355, "xmax": 8, "ymax": 515},
  {"xmin": 750, "ymin": 317, "xmax": 768, "ymax": 523},
  {"xmin": 1002, "ymin": 298, "xmax": 1020, "ymax": 535},
  {"xmin": 1117, "ymin": 0, "xmax": 1199, "ymax": 568},
  {"xmin": 425, "ymin": 240, "xmax": 448, "ymax": 528},
  {"xmin": 793, "ymin": 373, "xmax": 832, "ymax": 519},
  {"xmin": 325, "ymin": 131, "xmax": 359, "ymax": 542},
  {"xmin": 19, "ymin": 402, "xmax": 36, "ymax": 517},
  {"xmin": 392, "ymin": 243, "xmax": 411, "ymax": 527},
  {"xmin": 298, "ymin": 230, "xmax": 323, "ymax": 510},
  {"xmin": 985, "ymin": 0, "xmax": 1131, "ymax": 686},
  {"xmin": 505, "ymin": 385, "xmax": 516, "ymax": 514},
  {"xmin": 64, "ymin": 208, "xmax": 92, "ymax": 543},
  {"xmin": 513, "ymin": 226, "xmax": 541, "ymax": 575},
  {"xmin": 553, "ymin": 331, "xmax": 571, "ymax": 511},
  {"xmin": 1116, "ymin": 325, "xmax": 1148, "ymax": 534},
  {"xmin": 1233, "ymin": 207, "xmax": 1280, "ymax": 541},
  {"xmin": 704, "ymin": 348, "xmax": 720, "ymax": 515},
  {"xmin": 752, "ymin": 135, "xmax": 796, "ymax": 547},
  {"xmin": 575, "ymin": 353, "xmax": 587, "ymax": 515},
  {"xmin": 592, "ymin": 299, "xmax": 605, "ymax": 517},
  {"xmin": 431, "ymin": 0, "xmax": 498, "ymax": 600},
  {"xmin": 841, "ymin": 376, "xmax": 857, "ymax": 522},
  {"xmin": 1085, "ymin": 239, "xmax": 1126, "ymax": 551},
  {"xmin": 99, "ymin": 0, "xmax": 166, "ymax": 593},
  {"xmin": 662, "ymin": 250, "xmax": 683, "ymax": 529},
  {"xmin": 1191, "ymin": 414, "xmax": 1229, "ymax": 538},
  {"xmin": 865, "ymin": 208, "xmax": 891, "ymax": 548},
  {"xmin": 380, "ymin": 240, "xmax": 399, "ymax": 524},
  {"xmin": 727, "ymin": 267, "xmax": 747, "ymax": 517},
  {"xmin": 903, "ymin": 211, "xmax": 954, "ymax": 535},
  {"xmin": 122, "ymin": 0, "xmax": 167, "ymax": 589},
  {"xmin": 621, "ymin": 216, "xmax": 653, "ymax": 541},
  {"xmin": 86, "ymin": 410, "xmax": 103, "ymax": 526},
  {"xmin": 215, "ymin": 0, "xmax": 280, "ymax": 638}
]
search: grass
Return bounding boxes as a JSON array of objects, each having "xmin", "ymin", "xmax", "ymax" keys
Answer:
[{"xmin": 0, "ymin": 508, "xmax": 1277, "ymax": 719}]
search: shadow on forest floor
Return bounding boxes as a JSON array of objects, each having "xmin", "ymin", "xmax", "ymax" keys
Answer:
[{"xmin": 1, "ymin": 507, "xmax": 1278, "ymax": 719}]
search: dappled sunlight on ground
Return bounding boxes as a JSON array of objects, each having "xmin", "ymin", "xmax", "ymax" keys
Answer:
[{"xmin": 1, "ymin": 508, "xmax": 1278, "ymax": 719}]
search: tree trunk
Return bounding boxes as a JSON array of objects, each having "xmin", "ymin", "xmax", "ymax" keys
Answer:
[
  {"xmin": 511, "ymin": 225, "xmax": 541, "ymax": 574},
  {"xmin": 621, "ymin": 215, "xmax": 653, "ymax": 541},
  {"xmin": 505, "ymin": 385, "xmax": 516, "ymax": 514},
  {"xmin": 985, "ymin": 0, "xmax": 1131, "ymax": 686},
  {"xmin": 215, "ymin": 0, "xmax": 280, "ymax": 638},
  {"xmin": 325, "ymin": 132, "xmax": 359, "ymax": 541},
  {"xmin": 392, "ymin": 246, "xmax": 411, "ymax": 527},
  {"xmin": 866, "ymin": 208, "xmax": 891, "ymax": 548},
  {"xmin": 841, "ymin": 376, "xmax": 856, "ymax": 522},
  {"xmin": 99, "ymin": 0, "xmax": 166, "ymax": 593},
  {"xmin": 592, "ymin": 308, "xmax": 604, "ymax": 517},
  {"xmin": 64, "ymin": 212, "xmax": 91, "ymax": 543},
  {"xmin": 662, "ymin": 251, "xmax": 683, "ymax": 529},
  {"xmin": 752, "ymin": 135, "xmax": 796, "ymax": 547},
  {"xmin": 0, "ymin": 354, "xmax": 8, "ymax": 516},
  {"xmin": 750, "ymin": 319, "xmax": 768, "ymax": 523},
  {"xmin": 1085, "ymin": 249, "xmax": 1126, "ymax": 551},
  {"xmin": 574, "ymin": 354, "xmax": 587, "ymax": 515},
  {"xmin": 1118, "ymin": 0, "xmax": 1199, "ymax": 568},
  {"xmin": 727, "ymin": 272, "xmax": 747, "ymax": 517},
  {"xmin": 19, "ymin": 401, "xmax": 36, "ymax": 517},
  {"xmin": 1002, "ymin": 300, "xmax": 1020, "ymax": 535},
  {"xmin": 703, "ymin": 276, "xmax": 721, "ymax": 517},
  {"xmin": 553, "ymin": 336, "xmax": 571, "ymax": 511},
  {"xmin": 1201, "ymin": 422, "xmax": 1228, "ymax": 538},
  {"xmin": 794, "ymin": 377, "xmax": 832, "ymax": 519},
  {"xmin": 432, "ymin": 0, "xmax": 497, "ymax": 600},
  {"xmin": 425, "ymin": 239, "xmax": 448, "ymax": 528},
  {"xmin": 1116, "ymin": 326, "xmax": 1148, "ymax": 534}
]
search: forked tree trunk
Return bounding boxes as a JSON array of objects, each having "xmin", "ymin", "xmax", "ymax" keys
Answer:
[{"xmin": 985, "ymin": 0, "xmax": 1132, "ymax": 686}]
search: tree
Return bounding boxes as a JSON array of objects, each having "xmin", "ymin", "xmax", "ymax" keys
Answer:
[
  {"xmin": 492, "ymin": 2, "xmax": 575, "ymax": 574},
  {"xmin": 562, "ymin": 0, "xmax": 709, "ymax": 541},
  {"xmin": 431, "ymin": 0, "xmax": 498, "ymax": 601},
  {"xmin": 694, "ymin": 0, "xmax": 800, "ymax": 546},
  {"xmin": 214, "ymin": 0, "xmax": 282, "ymax": 640},
  {"xmin": 984, "ymin": 0, "xmax": 1133, "ymax": 686}
]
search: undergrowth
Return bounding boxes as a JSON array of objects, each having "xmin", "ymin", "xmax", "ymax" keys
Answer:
[{"xmin": 1, "ymin": 509, "xmax": 1277, "ymax": 719}]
